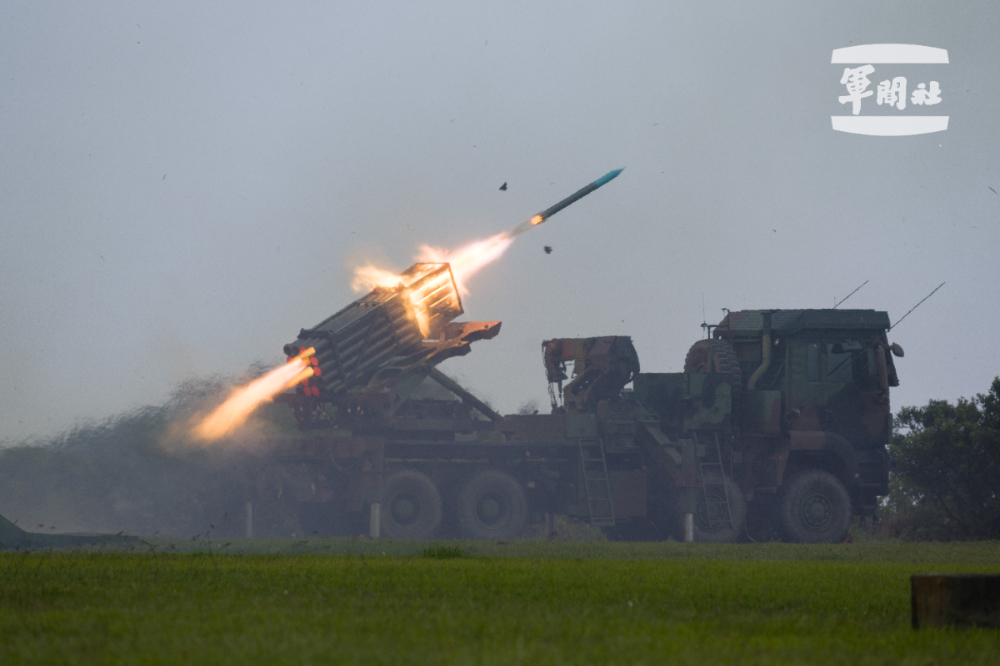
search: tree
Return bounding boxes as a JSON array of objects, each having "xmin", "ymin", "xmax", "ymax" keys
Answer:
[{"xmin": 884, "ymin": 377, "xmax": 1000, "ymax": 540}]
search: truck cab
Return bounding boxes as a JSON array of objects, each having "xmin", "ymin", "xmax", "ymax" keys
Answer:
[{"xmin": 713, "ymin": 309, "xmax": 901, "ymax": 539}]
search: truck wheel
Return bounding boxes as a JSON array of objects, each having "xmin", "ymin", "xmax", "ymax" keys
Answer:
[
  {"xmin": 457, "ymin": 470, "xmax": 528, "ymax": 540},
  {"xmin": 380, "ymin": 470, "xmax": 443, "ymax": 539},
  {"xmin": 779, "ymin": 470, "xmax": 851, "ymax": 543},
  {"xmin": 684, "ymin": 339, "xmax": 742, "ymax": 403},
  {"xmin": 692, "ymin": 474, "xmax": 746, "ymax": 542}
]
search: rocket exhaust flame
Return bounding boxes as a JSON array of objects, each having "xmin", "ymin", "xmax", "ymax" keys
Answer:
[
  {"xmin": 288, "ymin": 347, "xmax": 316, "ymax": 363},
  {"xmin": 287, "ymin": 366, "xmax": 316, "ymax": 388},
  {"xmin": 190, "ymin": 360, "xmax": 309, "ymax": 442},
  {"xmin": 417, "ymin": 232, "xmax": 514, "ymax": 295},
  {"xmin": 351, "ymin": 265, "xmax": 406, "ymax": 293}
]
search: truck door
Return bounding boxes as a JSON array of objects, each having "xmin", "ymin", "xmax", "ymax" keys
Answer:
[
  {"xmin": 822, "ymin": 338, "xmax": 885, "ymax": 445},
  {"xmin": 787, "ymin": 336, "xmax": 882, "ymax": 436},
  {"xmin": 786, "ymin": 338, "xmax": 825, "ymax": 431}
]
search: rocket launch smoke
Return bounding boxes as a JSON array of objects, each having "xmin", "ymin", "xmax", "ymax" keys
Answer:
[{"xmin": 0, "ymin": 371, "xmax": 298, "ymax": 538}]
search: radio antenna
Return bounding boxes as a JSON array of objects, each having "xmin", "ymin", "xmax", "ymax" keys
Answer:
[
  {"xmin": 826, "ymin": 282, "xmax": 945, "ymax": 379},
  {"xmin": 891, "ymin": 282, "xmax": 945, "ymax": 330},
  {"xmin": 700, "ymin": 293, "xmax": 708, "ymax": 338},
  {"xmin": 833, "ymin": 280, "xmax": 869, "ymax": 309}
]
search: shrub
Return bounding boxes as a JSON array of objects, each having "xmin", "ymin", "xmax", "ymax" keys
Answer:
[{"xmin": 883, "ymin": 377, "xmax": 1000, "ymax": 540}]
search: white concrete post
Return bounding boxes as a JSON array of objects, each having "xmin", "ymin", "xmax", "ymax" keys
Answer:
[
  {"xmin": 245, "ymin": 501, "xmax": 254, "ymax": 538},
  {"xmin": 684, "ymin": 513, "xmax": 694, "ymax": 542}
]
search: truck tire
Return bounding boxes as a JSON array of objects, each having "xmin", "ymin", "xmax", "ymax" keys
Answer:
[
  {"xmin": 380, "ymin": 470, "xmax": 443, "ymax": 539},
  {"xmin": 456, "ymin": 469, "xmax": 528, "ymax": 540},
  {"xmin": 684, "ymin": 339, "xmax": 742, "ymax": 404},
  {"xmin": 692, "ymin": 474, "xmax": 746, "ymax": 543},
  {"xmin": 779, "ymin": 470, "xmax": 851, "ymax": 543}
]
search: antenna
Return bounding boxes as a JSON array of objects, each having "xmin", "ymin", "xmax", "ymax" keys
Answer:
[
  {"xmin": 833, "ymin": 280, "xmax": 869, "ymax": 309},
  {"xmin": 891, "ymin": 282, "xmax": 945, "ymax": 330},
  {"xmin": 826, "ymin": 282, "xmax": 945, "ymax": 378},
  {"xmin": 701, "ymin": 293, "xmax": 707, "ymax": 339}
]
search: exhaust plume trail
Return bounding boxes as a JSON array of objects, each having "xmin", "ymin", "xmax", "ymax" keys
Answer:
[
  {"xmin": 190, "ymin": 359, "xmax": 308, "ymax": 442},
  {"xmin": 417, "ymin": 232, "xmax": 513, "ymax": 295}
]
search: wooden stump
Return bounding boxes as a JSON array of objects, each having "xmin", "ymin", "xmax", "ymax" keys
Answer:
[{"xmin": 911, "ymin": 574, "xmax": 1000, "ymax": 629}]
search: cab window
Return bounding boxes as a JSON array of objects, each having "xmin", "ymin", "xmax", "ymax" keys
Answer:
[{"xmin": 826, "ymin": 340, "xmax": 877, "ymax": 388}]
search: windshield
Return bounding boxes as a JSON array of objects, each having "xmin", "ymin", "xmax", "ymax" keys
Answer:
[{"xmin": 826, "ymin": 340, "xmax": 877, "ymax": 388}]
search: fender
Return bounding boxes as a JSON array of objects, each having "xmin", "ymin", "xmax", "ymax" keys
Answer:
[{"xmin": 779, "ymin": 430, "xmax": 859, "ymax": 485}]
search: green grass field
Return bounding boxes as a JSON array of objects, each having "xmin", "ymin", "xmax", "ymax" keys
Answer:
[{"xmin": 2, "ymin": 540, "xmax": 999, "ymax": 665}]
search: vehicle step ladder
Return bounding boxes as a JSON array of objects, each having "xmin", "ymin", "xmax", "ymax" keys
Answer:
[
  {"xmin": 578, "ymin": 438, "xmax": 615, "ymax": 527},
  {"xmin": 696, "ymin": 431, "xmax": 733, "ymax": 530}
]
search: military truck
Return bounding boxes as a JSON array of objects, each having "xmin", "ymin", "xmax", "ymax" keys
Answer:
[
  {"xmin": 630, "ymin": 308, "xmax": 900, "ymax": 542},
  {"xmin": 254, "ymin": 266, "xmax": 900, "ymax": 543}
]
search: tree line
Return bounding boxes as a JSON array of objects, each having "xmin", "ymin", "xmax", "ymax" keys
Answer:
[{"xmin": 883, "ymin": 377, "xmax": 1000, "ymax": 540}]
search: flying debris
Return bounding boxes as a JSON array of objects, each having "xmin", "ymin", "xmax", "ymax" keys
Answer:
[
  {"xmin": 544, "ymin": 246, "xmax": 553, "ymax": 254},
  {"xmin": 499, "ymin": 182, "xmax": 507, "ymax": 191}
]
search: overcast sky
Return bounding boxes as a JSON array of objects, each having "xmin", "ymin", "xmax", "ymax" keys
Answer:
[{"xmin": 2, "ymin": 2, "xmax": 998, "ymax": 444}]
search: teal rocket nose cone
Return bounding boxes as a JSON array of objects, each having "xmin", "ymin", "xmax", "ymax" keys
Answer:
[{"xmin": 593, "ymin": 168, "xmax": 624, "ymax": 187}]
